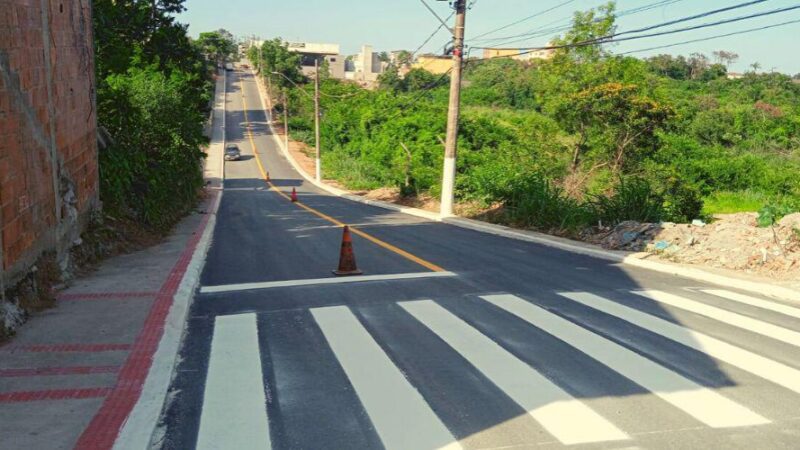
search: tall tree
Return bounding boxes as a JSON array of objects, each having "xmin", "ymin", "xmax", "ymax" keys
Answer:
[
  {"xmin": 712, "ymin": 50, "xmax": 739, "ymax": 68},
  {"xmin": 551, "ymin": 1, "xmax": 616, "ymax": 63},
  {"xmin": 196, "ymin": 30, "xmax": 236, "ymax": 66}
]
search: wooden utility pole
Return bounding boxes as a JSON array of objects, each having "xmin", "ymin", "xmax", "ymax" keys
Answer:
[
  {"xmin": 440, "ymin": 0, "xmax": 466, "ymax": 217},
  {"xmin": 314, "ymin": 58, "xmax": 322, "ymax": 182}
]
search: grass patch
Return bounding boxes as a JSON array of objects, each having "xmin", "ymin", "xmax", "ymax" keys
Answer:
[{"xmin": 703, "ymin": 191, "xmax": 768, "ymax": 215}]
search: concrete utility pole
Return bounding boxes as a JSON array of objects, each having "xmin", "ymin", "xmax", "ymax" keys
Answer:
[
  {"xmin": 283, "ymin": 93, "xmax": 289, "ymax": 152},
  {"xmin": 440, "ymin": 0, "xmax": 466, "ymax": 217},
  {"xmin": 314, "ymin": 58, "xmax": 322, "ymax": 182}
]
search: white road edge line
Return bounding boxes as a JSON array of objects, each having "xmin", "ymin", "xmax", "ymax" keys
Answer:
[
  {"xmin": 559, "ymin": 291, "xmax": 800, "ymax": 395},
  {"xmin": 311, "ymin": 305, "xmax": 462, "ymax": 450},
  {"xmin": 200, "ymin": 271, "xmax": 457, "ymax": 294},
  {"xmin": 633, "ymin": 290, "xmax": 800, "ymax": 349},
  {"xmin": 482, "ymin": 294, "xmax": 768, "ymax": 428},
  {"xmin": 196, "ymin": 313, "xmax": 271, "ymax": 450},
  {"xmin": 401, "ymin": 300, "xmax": 630, "ymax": 445}
]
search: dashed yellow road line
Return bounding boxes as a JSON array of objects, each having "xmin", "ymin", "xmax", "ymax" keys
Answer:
[{"xmin": 238, "ymin": 77, "xmax": 446, "ymax": 273}]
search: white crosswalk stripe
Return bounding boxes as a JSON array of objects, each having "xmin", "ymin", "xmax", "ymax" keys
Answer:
[
  {"xmin": 632, "ymin": 290, "xmax": 800, "ymax": 348},
  {"xmin": 482, "ymin": 293, "xmax": 769, "ymax": 428},
  {"xmin": 195, "ymin": 289, "xmax": 798, "ymax": 449},
  {"xmin": 560, "ymin": 291, "xmax": 800, "ymax": 395},
  {"xmin": 311, "ymin": 305, "xmax": 462, "ymax": 450},
  {"xmin": 701, "ymin": 289, "xmax": 800, "ymax": 319},
  {"xmin": 401, "ymin": 299, "xmax": 630, "ymax": 445},
  {"xmin": 197, "ymin": 313, "xmax": 271, "ymax": 450}
]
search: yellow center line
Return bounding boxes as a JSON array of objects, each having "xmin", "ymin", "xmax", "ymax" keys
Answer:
[{"xmin": 238, "ymin": 76, "xmax": 445, "ymax": 273}]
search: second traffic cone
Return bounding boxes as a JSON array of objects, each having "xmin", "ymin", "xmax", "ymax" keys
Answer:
[
  {"xmin": 290, "ymin": 187, "xmax": 298, "ymax": 202},
  {"xmin": 333, "ymin": 226, "xmax": 362, "ymax": 276}
]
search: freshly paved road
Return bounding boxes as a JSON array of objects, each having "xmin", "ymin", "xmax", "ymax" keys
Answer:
[{"xmin": 157, "ymin": 67, "xmax": 800, "ymax": 449}]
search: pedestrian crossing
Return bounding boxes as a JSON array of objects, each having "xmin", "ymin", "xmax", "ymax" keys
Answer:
[{"xmin": 194, "ymin": 287, "xmax": 800, "ymax": 449}]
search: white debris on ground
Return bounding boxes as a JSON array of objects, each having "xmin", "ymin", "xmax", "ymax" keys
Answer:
[{"xmin": 584, "ymin": 213, "xmax": 800, "ymax": 280}]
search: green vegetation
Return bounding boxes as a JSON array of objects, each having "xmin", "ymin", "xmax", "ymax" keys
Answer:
[
  {"xmin": 255, "ymin": 2, "xmax": 800, "ymax": 234},
  {"xmin": 93, "ymin": 0, "xmax": 230, "ymax": 229},
  {"xmin": 702, "ymin": 191, "xmax": 769, "ymax": 215}
]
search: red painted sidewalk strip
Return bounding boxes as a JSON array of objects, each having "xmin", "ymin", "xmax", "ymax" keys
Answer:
[
  {"xmin": 58, "ymin": 292, "xmax": 158, "ymax": 301},
  {"xmin": 75, "ymin": 197, "xmax": 215, "ymax": 450},
  {"xmin": 0, "ymin": 366, "xmax": 120, "ymax": 377},
  {"xmin": 0, "ymin": 344, "xmax": 132, "ymax": 353},
  {"xmin": 0, "ymin": 388, "xmax": 112, "ymax": 403}
]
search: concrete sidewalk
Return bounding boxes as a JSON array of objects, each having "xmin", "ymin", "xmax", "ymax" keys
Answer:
[{"xmin": 0, "ymin": 70, "xmax": 225, "ymax": 450}]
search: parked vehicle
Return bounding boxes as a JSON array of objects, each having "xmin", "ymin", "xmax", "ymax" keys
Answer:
[
  {"xmin": 224, "ymin": 144, "xmax": 241, "ymax": 161},
  {"xmin": 225, "ymin": 63, "xmax": 234, "ymax": 71}
]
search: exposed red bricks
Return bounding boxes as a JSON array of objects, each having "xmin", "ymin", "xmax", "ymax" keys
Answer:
[{"xmin": 1, "ymin": 0, "xmax": 98, "ymax": 278}]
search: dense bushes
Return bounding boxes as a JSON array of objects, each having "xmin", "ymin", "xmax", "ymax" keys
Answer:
[
  {"xmin": 93, "ymin": 0, "xmax": 220, "ymax": 229},
  {"xmin": 98, "ymin": 65, "xmax": 210, "ymax": 228}
]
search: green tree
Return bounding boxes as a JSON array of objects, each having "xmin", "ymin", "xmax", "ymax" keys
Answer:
[
  {"xmin": 93, "ymin": 0, "xmax": 212, "ymax": 229},
  {"xmin": 551, "ymin": 1, "xmax": 616, "ymax": 63},
  {"xmin": 377, "ymin": 65, "xmax": 403, "ymax": 92},
  {"xmin": 196, "ymin": 30, "xmax": 236, "ymax": 65},
  {"xmin": 403, "ymin": 68, "xmax": 442, "ymax": 91},
  {"xmin": 563, "ymin": 83, "xmax": 674, "ymax": 175},
  {"xmin": 257, "ymin": 38, "xmax": 304, "ymax": 88}
]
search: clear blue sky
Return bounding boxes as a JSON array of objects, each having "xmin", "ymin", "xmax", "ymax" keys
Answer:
[{"xmin": 177, "ymin": 0, "xmax": 800, "ymax": 74}]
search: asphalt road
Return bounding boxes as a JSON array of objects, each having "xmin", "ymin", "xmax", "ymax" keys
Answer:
[{"xmin": 157, "ymin": 67, "xmax": 800, "ymax": 449}]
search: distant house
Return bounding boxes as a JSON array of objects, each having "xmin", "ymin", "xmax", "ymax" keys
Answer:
[
  {"xmin": 345, "ymin": 45, "xmax": 387, "ymax": 86},
  {"xmin": 482, "ymin": 46, "xmax": 555, "ymax": 62},
  {"xmin": 727, "ymin": 72, "xmax": 745, "ymax": 80},
  {"xmin": 482, "ymin": 48, "xmax": 518, "ymax": 59},
  {"xmin": 287, "ymin": 42, "xmax": 346, "ymax": 79},
  {"xmin": 412, "ymin": 54, "xmax": 452, "ymax": 75}
]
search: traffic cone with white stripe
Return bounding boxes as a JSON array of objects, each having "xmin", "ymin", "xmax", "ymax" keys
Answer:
[{"xmin": 333, "ymin": 226, "xmax": 362, "ymax": 276}]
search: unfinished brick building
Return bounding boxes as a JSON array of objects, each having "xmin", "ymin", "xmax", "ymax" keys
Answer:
[{"xmin": 0, "ymin": 0, "xmax": 98, "ymax": 325}]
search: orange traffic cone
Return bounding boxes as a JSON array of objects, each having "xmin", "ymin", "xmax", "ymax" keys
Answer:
[
  {"xmin": 290, "ymin": 187, "xmax": 298, "ymax": 202},
  {"xmin": 333, "ymin": 226, "xmax": 362, "ymax": 276}
]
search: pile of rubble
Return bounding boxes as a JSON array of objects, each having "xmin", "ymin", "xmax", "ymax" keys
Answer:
[{"xmin": 584, "ymin": 213, "xmax": 800, "ymax": 280}]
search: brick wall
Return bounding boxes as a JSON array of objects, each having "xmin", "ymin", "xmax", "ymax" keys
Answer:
[{"xmin": 0, "ymin": 0, "xmax": 98, "ymax": 289}]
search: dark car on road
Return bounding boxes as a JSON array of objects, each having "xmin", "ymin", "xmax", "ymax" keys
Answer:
[{"xmin": 224, "ymin": 144, "xmax": 241, "ymax": 161}]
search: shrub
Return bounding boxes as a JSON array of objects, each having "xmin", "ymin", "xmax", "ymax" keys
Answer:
[
  {"xmin": 662, "ymin": 180, "xmax": 704, "ymax": 222},
  {"xmin": 590, "ymin": 177, "xmax": 664, "ymax": 225},
  {"xmin": 499, "ymin": 173, "xmax": 590, "ymax": 232},
  {"xmin": 98, "ymin": 65, "xmax": 209, "ymax": 229}
]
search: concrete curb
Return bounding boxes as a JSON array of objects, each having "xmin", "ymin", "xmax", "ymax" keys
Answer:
[
  {"xmin": 111, "ymin": 70, "xmax": 227, "ymax": 450},
  {"xmin": 250, "ymin": 69, "xmax": 800, "ymax": 303}
]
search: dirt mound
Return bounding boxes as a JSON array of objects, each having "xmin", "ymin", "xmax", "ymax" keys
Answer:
[{"xmin": 585, "ymin": 213, "xmax": 800, "ymax": 280}]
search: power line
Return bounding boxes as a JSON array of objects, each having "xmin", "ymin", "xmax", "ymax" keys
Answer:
[
  {"xmin": 610, "ymin": 0, "xmax": 769, "ymax": 39},
  {"xmin": 411, "ymin": 11, "xmax": 455, "ymax": 58},
  {"xmin": 419, "ymin": 0, "xmax": 454, "ymax": 34},
  {"xmin": 472, "ymin": 0, "xmax": 686, "ymax": 45},
  {"xmin": 617, "ymin": 17, "xmax": 800, "ymax": 55},
  {"xmin": 470, "ymin": 0, "xmax": 578, "ymax": 41},
  {"xmin": 474, "ymin": 3, "xmax": 800, "ymax": 54}
]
